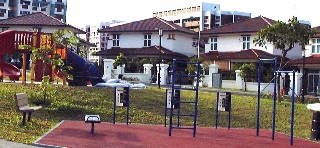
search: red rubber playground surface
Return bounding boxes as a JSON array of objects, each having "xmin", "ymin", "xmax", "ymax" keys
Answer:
[{"xmin": 33, "ymin": 120, "xmax": 320, "ymax": 148}]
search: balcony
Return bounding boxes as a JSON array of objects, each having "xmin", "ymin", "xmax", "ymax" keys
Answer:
[{"xmin": 184, "ymin": 21, "xmax": 199, "ymax": 27}]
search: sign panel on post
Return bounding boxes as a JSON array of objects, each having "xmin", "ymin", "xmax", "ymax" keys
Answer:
[
  {"xmin": 166, "ymin": 89, "xmax": 172, "ymax": 108},
  {"xmin": 116, "ymin": 87, "xmax": 129, "ymax": 107},
  {"xmin": 218, "ymin": 92, "xmax": 231, "ymax": 112}
]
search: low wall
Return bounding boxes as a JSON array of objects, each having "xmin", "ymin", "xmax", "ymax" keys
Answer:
[
  {"xmin": 222, "ymin": 80, "xmax": 237, "ymax": 89},
  {"xmin": 122, "ymin": 73, "xmax": 150, "ymax": 84},
  {"xmin": 244, "ymin": 82, "xmax": 275, "ymax": 93}
]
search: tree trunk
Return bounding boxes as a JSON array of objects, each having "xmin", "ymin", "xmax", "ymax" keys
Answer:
[
  {"xmin": 244, "ymin": 77, "xmax": 247, "ymax": 91},
  {"xmin": 277, "ymin": 53, "xmax": 286, "ymax": 103}
]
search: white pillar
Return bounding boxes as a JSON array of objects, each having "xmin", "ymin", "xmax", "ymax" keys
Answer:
[
  {"xmin": 103, "ymin": 59, "xmax": 114, "ymax": 79},
  {"xmin": 157, "ymin": 64, "xmax": 169, "ymax": 85},
  {"xmin": 208, "ymin": 64, "xmax": 219, "ymax": 87},
  {"xmin": 288, "ymin": 72, "xmax": 303, "ymax": 96},
  {"xmin": 117, "ymin": 64, "xmax": 125, "ymax": 74},
  {"xmin": 144, "ymin": 64, "xmax": 153, "ymax": 83},
  {"xmin": 280, "ymin": 73, "xmax": 286, "ymax": 90},
  {"xmin": 235, "ymin": 70, "xmax": 243, "ymax": 90}
]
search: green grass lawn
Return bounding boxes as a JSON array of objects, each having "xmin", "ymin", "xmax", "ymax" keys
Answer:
[{"xmin": 0, "ymin": 83, "xmax": 318, "ymax": 144}]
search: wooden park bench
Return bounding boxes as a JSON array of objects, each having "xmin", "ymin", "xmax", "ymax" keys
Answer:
[{"xmin": 14, "ymin": 93, "xmax": 42, "ymax": 125}]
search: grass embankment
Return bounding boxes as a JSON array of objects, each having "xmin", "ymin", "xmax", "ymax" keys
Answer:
[{"xmin": 0, "ymin": 83, "xmax": 318, "ymax": 144}]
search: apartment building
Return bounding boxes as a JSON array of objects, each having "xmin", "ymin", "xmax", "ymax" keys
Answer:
[
  {"xmin": 79, "ymin": 20, "xmax": 124, "ymax": 63},
  {"xmin": 152, "ymin": 2, "xmax": 251, "ymax": 31},
  {"xmin": 0, "ymin": 0, "xmax": 67, "ymax": 22}
]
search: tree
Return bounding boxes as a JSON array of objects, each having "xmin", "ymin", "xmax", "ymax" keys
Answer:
[
  {"xmin": 185, "ymin": 56, "xmax": 205, "ymax": 85},
  {"xmin": 113, "ymin": 53, "xmax": 127, "ymax": 78},
  {"xmin": 253, "ymin": 16, "xmax": 316, "ymax": 102},
  {"xmin": 239, "ymin": 63, "xmax": 256, "ymax": 91}
]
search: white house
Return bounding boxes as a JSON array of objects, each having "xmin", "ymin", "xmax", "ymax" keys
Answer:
[
  {"xmin": 96, "ymin": 17, "xmax": 198, "ymax": 59},
  {"xmin": 201, "ymin": 16, "xmax": 303, "ymax": 61}
]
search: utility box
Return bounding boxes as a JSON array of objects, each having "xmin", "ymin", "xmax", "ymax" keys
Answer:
[{"xmin": 217, "ymin": 92, "xmax": 231, "ymax": 112}]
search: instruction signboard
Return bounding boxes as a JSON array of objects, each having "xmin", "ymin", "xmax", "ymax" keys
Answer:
[
  {"xmin": 217, "ymin": 92, "xmax": 231, "ymax": 111},
  {"xmin": 166, "ymin": 89, "xmax": 180, "ymax": 109},
  {"xmin": 166, "ymin": 89, "xmax": 172, "ymax": 108},
  {"xmin": 116, "ymin": 87, "xmax": 129, "ymax": 107}
]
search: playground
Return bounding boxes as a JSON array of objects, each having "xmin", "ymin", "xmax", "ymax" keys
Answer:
[{"xmin": 0, "ymin": 30, "xmax": 320, "ymax": 147}]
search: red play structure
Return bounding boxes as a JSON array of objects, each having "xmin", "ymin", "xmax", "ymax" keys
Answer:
[
  {"xmin": 0, "ymin": 30, "xmax": 59, "ymax": 83},
  {"xmin": 0, "ymin": 30, "xmax": 104, "ymax": 86}
]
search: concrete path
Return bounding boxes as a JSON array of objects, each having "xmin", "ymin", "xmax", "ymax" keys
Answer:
[{"xmin": 0, "ymin": 139, "xmax": 39, "ymax": 148}]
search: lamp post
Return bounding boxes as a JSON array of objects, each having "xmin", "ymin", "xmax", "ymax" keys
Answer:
[
  {"xmin": 158, "ymin": 28, "xmax": 163, "ymax": 88},
  {"xmin": 302, "ymin": 47, "xmax": 305, "ymax": 104}
]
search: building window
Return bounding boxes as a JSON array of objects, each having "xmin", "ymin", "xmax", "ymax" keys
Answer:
[
  {"xmin": 312, "ymin": 38, "xmax": 320, "ymax": 53},
  {"xmin": 168, "ymin": 34, "xmax": 175, "ymax": 40},
  {"xmin": 210, "ymin": 37, "xmax": 217, "ymax": 51},
  {"xmin": 112, "ymin": 34, "xmax": 120, "ymax": 47},
  {"xmin": 242, "ymin": 36, "xmax": 250, "ymax": 49},
  {"xmin": 144, "ymin": 34, "xmax": 151, "ymax": 47}
]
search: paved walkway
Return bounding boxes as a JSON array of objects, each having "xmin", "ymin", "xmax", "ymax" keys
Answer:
[{"xmin": 0, "ymin": 139, "xmax": 39, "ymax": 148}]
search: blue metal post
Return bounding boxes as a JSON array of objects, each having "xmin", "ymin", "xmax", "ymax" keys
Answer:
[
  {"xmin": 177, "ymin": 90, "xmax": 181, "ymax": 127},
  {"xmin": 164, "ymin": 89, "xmax": 168, "ymax": 127},
  {"xmin": 290, "ymin": 71, "xmax": 295, "ymax": 145},
  {"xmin": 169, "ymin": 59, "xmax": 177, "ymax": 136},
  {"xmin": 126, "ymin": 87, "xmax": 130, "ymax": 125},
  {"xmin": 256, "ymin": 59, "xmax": 262, "ymax": 136},
  {"xmin": 193, "ymin": 61, "xmax": 200, "ymax": 137},
  {"xmin": 228, "ymin": 107, "xmax": 231, "ymax": 129},
  {"xmin": 215, "ymin": 92, "xmax": 219, "ymax": 129},
  {"xmin": 113, "ymin": 87, "xmax": 116, "ymax": 124},
  {"xmin": 272, "ymin": 59, "xmax": 278, "ymax": 140}
]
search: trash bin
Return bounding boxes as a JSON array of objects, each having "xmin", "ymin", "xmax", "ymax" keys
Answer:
[{"xmin": 311, "ymin": 111, "xmax": 320, "ymax": 140}]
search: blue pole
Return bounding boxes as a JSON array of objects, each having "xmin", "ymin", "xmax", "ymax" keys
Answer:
[
  {"xmin": 177, "ymin": 90, "xmax": 180, "ymax": 127},
  {"xmin": 164, "ymin": 89, "xmax": 168, "ymax": 127},
  {"xmin": 215, "ymin": 92, "xmax": 219, "ymax": 129},
  {"xmin": 113, "ymin": 87, "xmax": 116, "ymax": 124},
  {"xmin": 126, "ymin": 87, "xmax": 130, "ymax": 125},
  {"xmin": 272, "ymin": 59, "xmax": 278, "ymax": 140},
  {"xmin": 290, "ymin": 71, "xmax": 295, "ymax": 145},
  {"xmin": 257, "ymin": 59, "xmax": 262, "ymax": 136},
  {"xmin": 193, "ymin": 61, "xmax": 200, "ymax": 137},
  {"xmin": 228, "ymin": 102, "xmax": 231, "ymax": 129},
  {"xmin": 169, "ymin": 59, "xmax": 176, "ymax": 136}
]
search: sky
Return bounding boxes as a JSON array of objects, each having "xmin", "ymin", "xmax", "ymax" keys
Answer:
[{"xmin": 66, "ymin": 0, "xmax": 320, "ymax": 28}]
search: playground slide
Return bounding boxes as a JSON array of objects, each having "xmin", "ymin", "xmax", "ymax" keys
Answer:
[
  {"xmin": 0, "ymin": 62, "xmax": 20, "ymax": 81},
  {"xmin": 63, "ymin": 50, "xmax": 104, "ymax": 86}
]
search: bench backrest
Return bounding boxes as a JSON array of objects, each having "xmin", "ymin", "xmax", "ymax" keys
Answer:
[{"xmin": 14, "ymin": 93, "xmax": 29, "ymax": 108}]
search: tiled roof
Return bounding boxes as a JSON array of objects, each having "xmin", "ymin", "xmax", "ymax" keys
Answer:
[
  {"xmin": 99, "ymin": 17, "xmax": 196, "ymax": 35},
  {"xmin": 201, "ymin": 49, "xmax": 283, "ymax": 61},
  {"xmin": 94, "ymin": 46, "xmax": 188, "ymax": 60},
  {"xmin": 201, "ymin": 16, "xmax": 275, "ymax": 35},
  {"xmin": 288, "ymin": 54, "xmax": 320, "ymax": 64},
  {"xmin": 312, "ymin": 26, "xmax": 320, "ymax": 37},
  {"xmin": 0, "ymin": 12, "xmax": 85, "ymax": 34}
]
